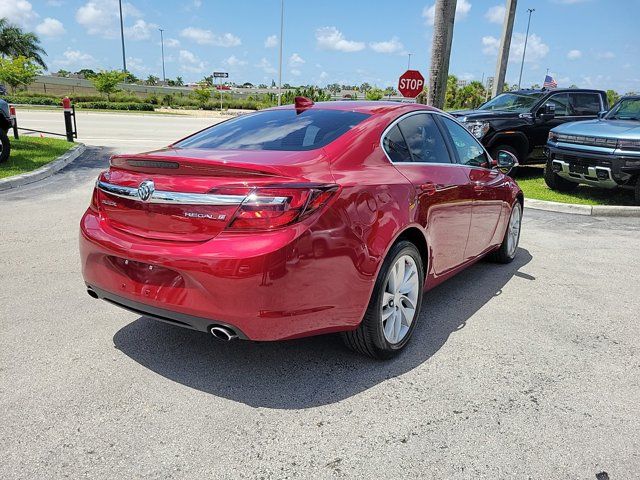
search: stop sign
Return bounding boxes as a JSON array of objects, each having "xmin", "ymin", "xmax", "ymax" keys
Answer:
[{"xmin": 398, "ymin": 70, "xmax": 425, "ymax": 98}]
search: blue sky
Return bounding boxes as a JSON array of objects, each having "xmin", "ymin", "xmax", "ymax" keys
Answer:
[{"xmin": 2, "ymin": 0, "xmax": 639, "ymax": 92}]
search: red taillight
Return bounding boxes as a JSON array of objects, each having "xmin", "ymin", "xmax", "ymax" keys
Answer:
[
  {"xmin": 89, "ymin": 186, "xmax": 100, "ymax": 212},
  {"xmin": 214, "ymin": 185, "xmax": 339, "ymax": 231}
]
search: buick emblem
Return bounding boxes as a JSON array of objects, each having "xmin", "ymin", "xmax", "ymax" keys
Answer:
[{"xmin": 137, "ymin": 180, "xmax": 155, "ymax": 202}]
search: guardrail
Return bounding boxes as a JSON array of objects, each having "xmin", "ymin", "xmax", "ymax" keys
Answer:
[{"xmin": 9, "ymin": 97, "xmax": 77, "ymax": 142}]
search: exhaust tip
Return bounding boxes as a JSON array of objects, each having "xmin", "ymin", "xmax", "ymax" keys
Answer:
[
  {"xmin": 210, "ymin": 325, "xmax": 238, "ymax": 341},
  {"xmin": 87, "ymin": 288, "xmax": 99, "ymax": 299}
]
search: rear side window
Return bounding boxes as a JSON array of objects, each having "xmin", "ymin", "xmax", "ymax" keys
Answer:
[
  {"xmin": 569, "ymin": 93, "xmax": 602, "ymax": 115},
  {"xmin": 383, "ymin": 113, "xmax": 450, "ymax": 163},
  {"xmin": 382, "ymin": 125, "xmax": 412, "ymax": 162},
  {"xmin": 176, "ymin": 109, "xmax": 370, "ymax": 151}
]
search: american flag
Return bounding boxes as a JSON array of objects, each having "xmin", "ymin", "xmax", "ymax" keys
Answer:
[{"xmin": 543, "ymin": 75, "xmax": 558, "ymax": 88}]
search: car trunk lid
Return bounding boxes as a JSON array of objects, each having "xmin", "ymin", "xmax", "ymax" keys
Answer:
[{"xmin": 95, "ymin": 148, "xmax": 329, "ymax": 242}]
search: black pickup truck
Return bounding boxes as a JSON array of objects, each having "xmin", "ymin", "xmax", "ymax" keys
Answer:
[{"xmin": 451, "ymin": 88, "xmax": 608, "ymax": 166}]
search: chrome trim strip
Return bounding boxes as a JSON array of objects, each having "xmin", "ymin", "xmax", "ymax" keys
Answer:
[
  {"xmin": 379, "ymin": 110, "xmax": 493, "ymax": 169},
  {"xmin": 97, "ymin": 180, "xmax": 288, "ymax": 206},
  {"xmin": 552, "ymin": 160, "xmax": 618, "ymax": 189}
]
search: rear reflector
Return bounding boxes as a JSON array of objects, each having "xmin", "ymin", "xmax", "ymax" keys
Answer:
[{"xmin": 213, "ymin": 184, "xmax": 339, "ymax": 230}]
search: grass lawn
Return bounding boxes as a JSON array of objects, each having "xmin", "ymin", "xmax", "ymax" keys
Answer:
[
  {"xmin": 0, "ymin": 136, "xmax": 75, "ymax": 179},
  {"xmin": 516, "ymin": 166, "xmax": 637, "ymax": 206}
]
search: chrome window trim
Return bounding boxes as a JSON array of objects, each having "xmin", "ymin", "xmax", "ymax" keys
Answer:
[
  {"xmin": 380, "ymin": 110, "xmax": 460, "ymax": 166},
  {"xmin": 97, "ymin": 180, "xmax": 288, "ymax": 206}
]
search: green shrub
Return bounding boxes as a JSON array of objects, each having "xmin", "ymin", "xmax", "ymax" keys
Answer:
[
  {"xmin": 75, "ymin": 101, "xmax": 155, "ymax": 111},
  {"xmin": 3, "ymin": 96, "xmax": 60, "ymax": 106}
]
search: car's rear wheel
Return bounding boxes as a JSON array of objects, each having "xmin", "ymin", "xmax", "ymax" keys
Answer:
[
  {"xmin": 488, "ymin": 201, "xmax": 522, "ymax": 264},
  {"xmin": 634, "ymin": 178, "xmax": 640, "ymax": 206},
  {"xmin": 341, "ymin": 241, "xmax": 424, "ymax": 359},
  {"xmin": 0, "ymin": 129, "xmax": 10, "ymax": 164},
  {"xmin": 544, "ymin": 160, "xmax": 579, "ymax": 192}
]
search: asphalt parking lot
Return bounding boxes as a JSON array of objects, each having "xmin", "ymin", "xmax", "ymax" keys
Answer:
[{"xmin": 1, "ymin": 122, "xmax": 639, "ymax": 479}]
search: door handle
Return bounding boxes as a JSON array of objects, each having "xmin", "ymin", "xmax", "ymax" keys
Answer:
[
  {"xmin": 418, "ymin": 182, "xmax": 437, "ymax": 195},
  {"xmin": 473, "ymin": 183, "xmax": 486, "ymax": 192}
]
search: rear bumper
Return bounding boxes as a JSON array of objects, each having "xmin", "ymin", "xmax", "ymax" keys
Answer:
[
  {"xmin": 87, "ymin": 284, "xmax": 249, "ymax": 338},
  {"xmin": 80, "ymin": 208, "xmax": 374, "ymax": 341}
]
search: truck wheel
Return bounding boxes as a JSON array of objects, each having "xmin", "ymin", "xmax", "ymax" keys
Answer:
[
  {"xmin": 0, "ymin": 129, "xmax": 10, "ymax": 164},
  {"xmin": 490, "ymin": 145, "xmax": 520, "ymax": 176},
  {"xmin": 635, "ymin": 178, "xmax": 640, "ymax": 206},
  {"xmin": 544, "ymin": 160, "xmax": 578, "ymax": 192}
]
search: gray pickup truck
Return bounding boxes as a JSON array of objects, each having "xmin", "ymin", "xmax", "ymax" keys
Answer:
[
  {"xmin": 0, "ymin": 98, "xmax": 11, "ymax": 163},
  {"xmin": 545, "ymin": 95, "xmax": 640, "ymax": 204}
]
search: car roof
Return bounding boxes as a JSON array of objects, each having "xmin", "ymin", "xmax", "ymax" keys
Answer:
[
  {"xmin": 620, "ymin": 95, "xmax": 640, "ymax": 101},
  {"xmin": 269, "ymin": 100, "xmax": 439, "ymax": 116}
]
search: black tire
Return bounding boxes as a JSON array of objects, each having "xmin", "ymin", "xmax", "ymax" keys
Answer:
[
  {"xmin": 0, "ymin": 129, "xmax": 10, "ymax": 164},
  {"xmin": 490, "ymin": 144, "xmax": 520, "ymax": 177},
  {"xmin": 488, "ymin": 201, "xmax": 522, "ymax": 264},
  {"xmin": 341, "ymin": 241, "xmax": 424, "ymax": 359},
  {"xmin": 635, "ymin": 178, "xmax": 640, "ymax": 206},
  {"xmin": 544, "ymin": 159, "xmax": 579, "ymax": 192}
]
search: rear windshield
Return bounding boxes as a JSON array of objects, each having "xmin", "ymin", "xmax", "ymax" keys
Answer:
[{"xmin": 175, "ymin": 109, "xmax": 370, "ymax": 151}]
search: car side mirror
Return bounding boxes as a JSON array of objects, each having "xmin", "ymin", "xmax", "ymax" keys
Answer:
[
  {"xmin": 537, "ymin": 103, "xmax": 556, "ymax": 122},
  {"xmin": 495, "ymin": 150, "xmax": 519, "ymax": 175},
  {"xmin": 597, "ymin": 110, "xmax": 608, "ymax": 119}
]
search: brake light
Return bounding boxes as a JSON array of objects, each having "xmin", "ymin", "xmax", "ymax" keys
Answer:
[
  {"xmin": 214, "ymin": 185, "xmax": 339, "ymax": 230},
  {"xmin": 89, "ymin": 185, "xmax": 100, "ymax": 212}
]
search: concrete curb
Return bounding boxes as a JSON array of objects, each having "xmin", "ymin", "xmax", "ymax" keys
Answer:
[
  {"xmin": 0, "ymin": 143, "xmax": 86, "ymax": 191},
  {"xmin": 525, "ymin": 198, "xmax": 640, "ymax": 217}
]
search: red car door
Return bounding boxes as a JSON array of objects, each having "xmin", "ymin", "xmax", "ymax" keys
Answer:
[
  {"xmin": 382, "ymin": 112, "xmax": 472, "ymax": 278},
  {"xmin": 438, "ymin": 116, "xmax": 508, "ymax": 260}
]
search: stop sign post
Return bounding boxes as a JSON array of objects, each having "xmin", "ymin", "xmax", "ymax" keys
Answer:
[{"xmin": 398, "ymin": 70, "xmax": 425, "ymax": 98}]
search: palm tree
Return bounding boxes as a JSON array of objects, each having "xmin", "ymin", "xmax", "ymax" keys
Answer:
[
  {"xmin": 0, "ymin": 18, "xmax": 47, "ymax": 68},
  {"xmin": 426, "ymin": 0, "xmax": 457, "ymax": 109}
]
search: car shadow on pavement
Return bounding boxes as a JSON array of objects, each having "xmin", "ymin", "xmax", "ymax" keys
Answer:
[{"xmin": 113, "ymin": 248, "xmax": 533, "ymax": 409}]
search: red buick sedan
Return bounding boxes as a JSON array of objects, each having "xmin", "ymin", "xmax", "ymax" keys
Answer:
[{"xmin": 80, "ymin": 99, "xmax": 523, "ymax": 359}]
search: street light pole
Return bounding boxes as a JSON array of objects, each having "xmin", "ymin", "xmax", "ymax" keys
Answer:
[
  {"xmin": 118, "ymin": 0, "xmax": 127, "ymax": 74},
  {"xmin": 277, "ymin": 0, "xmax": 284, "ymax": 106},
  {"xmin": 517, "ymin": 8, "xmax": 534, "ymax": 90},
  {"xmin": 159, "ymin": 28, "xmax": 166, "ymax": 84},
  {"xmin": 407, "ymin": 53, "xmax": 413, "ymax": 70}
]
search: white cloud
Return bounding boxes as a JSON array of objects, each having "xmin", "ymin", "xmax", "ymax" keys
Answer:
[
  {"xmin": 165, "ymin": 38, "xmax": 180, "ymax": 48},
  {"xmin": 481, "ymin": 36, "xmax": 500, "ymax": 55},
  {"xmin": 423, "ymin": 0, "xmax": 472, "ymax": 26},
  {"xmin": 484, "ymin": 5, "xmax": 505, "ymax": 24},
  {"xmin": 264, "ymin": 35, "xmax": 278, "ymax": 48},
  {"xmin": 193, "ymin": 0, "xmax": 202, "ymax": 7},
  {"xmin": 315, "ymin": 26, "xmax": 365, "ymax": 52},
  {"xmin": 482, "ymin": 32, "xmax": 549, "ymax": 63},
  {"xmin": 369, "ymin": 37, "xmax": 406, "ymax": 55},
  {"xmin": 256, "ymin": 58, "xmax": 276, "ymax": 75},
  {"xmin": 567, "ymin": 49, "xmax": 582, "ymax": 60},
  {"xmin": 0, "ymin": 0, "xmax": 38, "ymax": 27},
  {"xmin": 54, "ymin": 49, "xmax": 95, "ymax": 68},
  {"xmin": 75, "ymin": 0, "xmax": 141, "ymax": 38},
  {"xmin": 597, "ymin": 51, "xmax": 615, "ymax": 59},
  {"xmin": 126, "ymin": 19, "xmax": 157, "ymax": 40},
  {"xmin": 180, "ymin": 27, "xmax": 241, "ymax": 47},
  {"xmin": 179, "ymin": 49, "xmax": 206, "ymax": 73},
  {"xmin": 319, "ymin": 71, "xmax": 328, "ymax": 80},
  {"xmin": 289, "ymin": 53, "xmax": 305, "ymax": 67},
  {"xmin": 290, "ymin": 69, "xmax": 301, "ymax": 76},
  {"xmin": 225, "ymin": 55, "xmax": 247, "ymax": 67},
  {"xmin": 126, "ymin": 57, "xmax": 151, "ymax": 76},
  {"xmin": 46, "ymin": 0, "xmax": 64, "ymax": 6},
  {"xmin": 35, "ymin": 18, "xmax": 65, "ymax": 37}
]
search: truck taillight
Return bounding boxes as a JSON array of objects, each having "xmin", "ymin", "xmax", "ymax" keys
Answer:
[{"xmin": 214, "ymin": 185, "xmax": 339, "ymax": 230}]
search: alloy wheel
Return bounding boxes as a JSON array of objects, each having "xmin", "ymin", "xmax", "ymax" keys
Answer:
[
  {"xmin": 381, "ymin": 254, "xmax": 420, "ymax": 344},
  {"xmin": 506, "ymin": 203, "xmax": 522, "ymax": 257}
]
